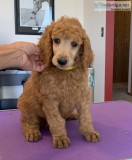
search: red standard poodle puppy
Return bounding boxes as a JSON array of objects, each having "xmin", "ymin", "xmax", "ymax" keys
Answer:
[{"xmin": 17, "ymin": 16, "xmax": 100, "ymax": 148}]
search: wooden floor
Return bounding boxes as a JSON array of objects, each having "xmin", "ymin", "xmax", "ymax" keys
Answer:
[{"xmin": 112, "ymin": 83, "xmax": 132, "ymax": 103}]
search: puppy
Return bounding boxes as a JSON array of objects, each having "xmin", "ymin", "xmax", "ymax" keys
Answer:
[{"xmin": 18, "ymin": 16, "xmax": 100, "ymax": 148}]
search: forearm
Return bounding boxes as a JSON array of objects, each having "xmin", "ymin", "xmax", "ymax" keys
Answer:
[{"xmin": 0, "ymin": 43, "xmax": 22, "ymax": 70}]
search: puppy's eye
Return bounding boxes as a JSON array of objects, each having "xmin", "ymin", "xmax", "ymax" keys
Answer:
[
  {"xmin": 53, "ymin": 38, "xmax": 60, "ymax": 44},
  {"xmin": 71, "ymin": 41, "xmax": 78, "ymax": 47}
]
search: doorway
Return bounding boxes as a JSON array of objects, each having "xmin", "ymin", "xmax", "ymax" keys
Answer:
[{"xmin": 112, "ymin": 9, "xmax": 132, "ymax": 102}]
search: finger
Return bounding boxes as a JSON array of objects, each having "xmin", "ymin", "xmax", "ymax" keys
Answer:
[
  {"xmin": 34, "ymin": 52, "xmax": 39, "ymax": 56},
  {"xmin": 29, "ymin": 43, "xmax": 40, "ymax": 55},
  {"xmin": 34, "ymin": 64, "xmax": 47, "ymax": 72},
  {"xmin": 36, "ymin": 60, "xmax": 44, "ymax": 66},
  {"xmin": 34, "ymin": 54, "xmax": 40, "ymax": 61}
]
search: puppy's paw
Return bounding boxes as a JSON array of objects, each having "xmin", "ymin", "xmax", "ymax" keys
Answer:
[
  {"xmin": 25, "ymin": 130, "xmax": 42, "ymax": 142},
  {"xmin": 83, "ymin": 131, "xmax": 100, "ymax": 142},
  {"xmin": 53, "ymin": 136, "xmax": 70, "ymax": 148}
]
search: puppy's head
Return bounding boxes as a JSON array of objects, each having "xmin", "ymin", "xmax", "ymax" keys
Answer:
[{"xmin": 39, "ymin": 16, "xmax": 93, "ymax": 71}]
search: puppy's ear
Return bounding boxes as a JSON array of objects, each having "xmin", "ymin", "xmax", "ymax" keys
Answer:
[
  {"xmin": 82, "ymin": 30, "xmax": 94, "ymax": 69},
  {"xmin": 39, "ymin": 22, "xmax": 55, "ymax": 65}
]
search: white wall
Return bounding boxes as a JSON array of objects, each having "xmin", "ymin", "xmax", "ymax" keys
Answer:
[
  {"xmin": 55, "ymin": 0, "xmax": 83, "ymax": 23},
  {"xmin": 83, "ymin": 0, "xmax": 106, "ymax": 102},
  {"xmin": 0, "ymin": 0, "xmax": 106, "ymax": 102}
]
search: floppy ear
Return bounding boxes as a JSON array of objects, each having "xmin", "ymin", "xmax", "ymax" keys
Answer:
[
  {"xmin": 82, "ymin": 29, "xmax": 94, "ymax": 69},
  {"xmin": 38, "ymin": 22, "xmax": 55, "ymax": 65}
]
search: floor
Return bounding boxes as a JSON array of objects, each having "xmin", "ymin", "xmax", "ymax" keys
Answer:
[{"xmin": 112, "ymin": 83, "xmax": 132, "ymax": 103}]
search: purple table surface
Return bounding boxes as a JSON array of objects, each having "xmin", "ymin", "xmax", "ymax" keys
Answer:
[{"xmin": 0, "ymin": 101, "xmax": 132, "ymax": 160}]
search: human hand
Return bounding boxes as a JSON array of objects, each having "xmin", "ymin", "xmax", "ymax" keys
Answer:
[{"xmin": 13, "ymin": 42, "xmax": 47, "ymax": 72}]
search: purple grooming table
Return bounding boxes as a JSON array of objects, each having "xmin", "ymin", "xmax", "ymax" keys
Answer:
[{"xmin": 0, "ymin": 101, "xmax": 132, "ymax": 160}]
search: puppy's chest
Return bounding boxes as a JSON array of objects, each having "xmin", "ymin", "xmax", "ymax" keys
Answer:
[
  {"xmin": 58, "ymin": 78, "xmax": 79, "ymax": 97},
  {"xmin": 40, "ymin": 72, "xmax": 87, "ymax": 98}
]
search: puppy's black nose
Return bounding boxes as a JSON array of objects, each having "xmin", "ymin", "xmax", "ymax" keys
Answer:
[{"xmin": 57, "ymin": 58, "xmax": 67, "ymax": 66}]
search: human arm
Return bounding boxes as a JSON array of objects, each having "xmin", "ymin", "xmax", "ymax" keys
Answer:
[{"xmin": 0, "ymin": 42, "xmax": 46, "ymax": 71}]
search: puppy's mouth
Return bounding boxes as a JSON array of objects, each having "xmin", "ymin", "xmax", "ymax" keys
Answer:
[{"xmin": 54, "ymin": 58, "xmax": 75, "ymax": 71}]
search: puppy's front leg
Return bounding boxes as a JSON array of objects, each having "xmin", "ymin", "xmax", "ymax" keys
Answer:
[
  {"xmin": 77, "ymin": 101, "xmax": 100, "ymax": 142},
  {"xmin": 42, "ymin": 103, "xmax": 70, "ymax": 148}
]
